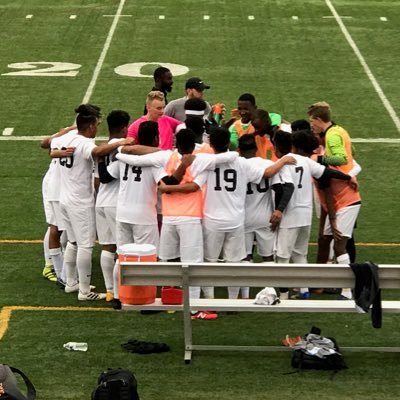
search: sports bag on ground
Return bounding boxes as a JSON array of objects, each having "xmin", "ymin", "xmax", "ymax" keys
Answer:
[
  {"xmin": 91, "ymin": 368, "xmax": 139, "ymax": 400},
  {"xmin": 291, "ymin": 327, "xmax": 347, "ymax": 371},
  {"xmin": 0, "ymin": 364, "xmax": 36, "ymax": 400}
]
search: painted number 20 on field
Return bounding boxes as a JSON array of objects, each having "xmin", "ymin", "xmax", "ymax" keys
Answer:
[{"xmin": 1, "ymin": 62, "xmax": 189, "ymax": 77}]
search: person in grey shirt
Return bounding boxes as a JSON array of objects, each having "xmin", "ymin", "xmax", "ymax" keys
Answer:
[{"xmin": 164, "ymin": 77, "xmax": 212, "ymax": 122}]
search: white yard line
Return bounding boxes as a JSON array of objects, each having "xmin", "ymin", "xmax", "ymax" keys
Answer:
[
  {"xmin": 103, "ymin": 14, "xmax": 132, "ymax": 17},
  {"xmin": 1, "ymin": 136, "xmax": 400, "ymax": 143},
  {"xmin": 325, "ymin": 0, "xmax": 400, "ymax": 133},
  {"xmin": 81, "ymin": 0, "xmax": 126, "ymax": 104},
  {"xmin": 322, "ymin": 15, "xmax": 352, "ymax": 19}
]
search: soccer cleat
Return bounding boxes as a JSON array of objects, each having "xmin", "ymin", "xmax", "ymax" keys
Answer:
[
  {"xmin": 191, "ymin": 311, "xmax": 218, "ymax": 320},
  {"xmin": 57, "ymin": 278, "xmax": 66, "ymax": 290},
  {"xmin": 78, "ymin": 291, "xmax": 106, "ymax": 301},
  {"xmin": 106, "ymin": 291, "xmax": 114, "ymax": 302},
  {"xmin": 42, "ymin": 266, "xmax": 57, "ymax": 282},
  {"xmin": 65, "ymin": 283, "xmax": 96, "ymax": 293},
  {"xmin": 64, "ymin": 283, "xmax": 79, "ymax": 293}
]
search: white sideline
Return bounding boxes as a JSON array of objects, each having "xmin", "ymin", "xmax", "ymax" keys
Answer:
[
  {"xmin": 1, "ymin": 136, "xmax": 400, "ymax": 143},
  {"xmin": 325, "ymin": 0, "xmax": 400, "ymax": 133},
  {"xmin": 81, "ymin": 0, "xmax": 126, "ymax": 104}
]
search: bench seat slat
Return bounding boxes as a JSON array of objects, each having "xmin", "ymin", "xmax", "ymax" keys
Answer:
[{"xmin": 121, "ymin": 299, "xmax": 400, "ymax": 313}]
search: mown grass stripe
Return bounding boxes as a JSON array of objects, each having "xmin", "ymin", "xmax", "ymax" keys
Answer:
[
  {"xmin": 325, "ymin": 0, "xmax": 400, "ymax": 133},
  {"xmin": 0, "ymin": 306, "xmax": 113, "ymax": 341}
]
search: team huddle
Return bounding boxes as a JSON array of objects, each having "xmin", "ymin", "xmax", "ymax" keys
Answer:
[{"xmin": 41, "ymin": 69, "xmax": 361, "ymax": 319}]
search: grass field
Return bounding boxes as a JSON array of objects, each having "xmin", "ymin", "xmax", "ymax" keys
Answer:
[{"xmin": 0, "ymin": 0, "xmax": 400, "ymax": 399}]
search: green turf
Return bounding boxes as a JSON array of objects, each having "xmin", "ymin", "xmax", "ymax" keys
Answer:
[{"xmin": 1, "ymin": 1, "xmax": 400, "ymax": 399}]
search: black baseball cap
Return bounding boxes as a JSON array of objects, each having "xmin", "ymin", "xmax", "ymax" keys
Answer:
[{"xmin": 185, "ymin": 77, "xmax": 210, "ymax": 91}]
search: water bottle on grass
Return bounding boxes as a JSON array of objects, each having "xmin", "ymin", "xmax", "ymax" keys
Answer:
[{"xmin": 63, "ymin": 342, "xmax": 88, "ymax": 352}]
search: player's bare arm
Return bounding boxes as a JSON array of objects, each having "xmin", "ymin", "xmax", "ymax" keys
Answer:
[
  {"xmin": 92, "ymin": 138, "xmax": 133, "ymax": 158},
  {"xmin": 263, "ymin": 155, "xmax": 296, "ymax": 178}
]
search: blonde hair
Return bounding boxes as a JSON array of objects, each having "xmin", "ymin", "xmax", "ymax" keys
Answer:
[
  {"xmin": 307, "ymin": 101, "xmax": 331, "ymax": 122},
  {"xmin": 146, "ymin": 90, "xmax": 165, "ymax": 104}
]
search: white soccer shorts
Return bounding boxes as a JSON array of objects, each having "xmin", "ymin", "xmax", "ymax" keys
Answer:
[
  {"xmin": 324, "ymin": 204, "xmax": 361, "ymax": 238},
  {"xmin": 49, "ymin": 201, "xmax": 66, "ymax": 230},
  {"xmin": 275, "ymin": 225, "xmax": 311, "ymax": 260},
  {"xmin": 60, "ymin": 204, "xmax": 96, "ymax": 247},
  {"xmin": 203, "ymin": 225, "xmax": 246, "ymax": 262},
  {"xmin": 43, "ymin": 198, "xmax": 55, "ymax": 225},
  {"xmin": 245, "ymin": 227, "xmax": 275, "ymax": 257},
  {"xmin": 96, "ymin": 206, "xmax": 117, "ymax": 245},
  {"xmin": 159, "ymin": 222, "xmax": 203, "ymax": 262},
  {"xmin": 116, "ymin": 221, "xmax": 159, "ymax": 251}
]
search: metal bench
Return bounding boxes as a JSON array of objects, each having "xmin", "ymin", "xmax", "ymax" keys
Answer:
[{"xmin": 120, "ymin": 262, "xmax": 400, "ymax": 363}]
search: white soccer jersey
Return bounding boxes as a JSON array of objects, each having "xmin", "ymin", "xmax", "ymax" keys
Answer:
[
  {"xmin": 279, "ymin": 153, "xmax": 325, "ymax": 229},
  {"xmin": 55, "ymin": 133, "xmax": 96, "ymax": 208},
  {"xmin": 109, "ymin": 151, "xmax": 171, "ymax": 225},
  {"xmin": 196, "ymin": 156, "xmax": 266, "ymax": 231},
  {"xmin": 95, "ymin": 138, "xmax": 121, "ymax": 208},
  {"xmin": 244, "ymin": 157, "xmax": 278, "ymax": 231},
  {"xmin": 48, "ymin": 129, "xmax": 78, "ymax": 202}
]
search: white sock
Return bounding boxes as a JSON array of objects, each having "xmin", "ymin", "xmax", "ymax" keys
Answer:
[
  {"xmin": 337, "ymin": 253, "xmax": 351, "ymax": 298},
  {"xmin": 113, "ymin": 260, "xmax": 119, "ymax": 299},
  {"xmin": 240, "ymin": 287, "xmax": 249, "ymax": 299},
  {"xmin": 43, "ymin": 228, "xmax": 52, "ymax": 266},
  {"xmin": 189, "ymin": 286, "xmax": 201, "ymax": 299},
  {"xmin": 49, "ymin": 248, "xmax": 63, "ymax": 279},
  {"xmin": 201, "ymin": 287, "xmax": 214, "ymax": 299},
  {"xmin": 280, "ymin": 292, "xmax": 289, "ymax": 300},
  {"xmin": 228, "ymin": 287, "xmax": 240, "ymax": 299},
  {"xmin": 76, "ymin": 247, "xmax": 93, "ymax": 294},
  {"xmin": 100, "ymin": 250, "xmax": 115, "ymax": 292},
  {"xmin": 337, "ymin": 253, "xmax": 350, "ymax": 264},
  {"xmin": 291, "ymin": 253, "xmax": 308, "ymax": 264},
  {"xmin": 60, "ymin": 231, "xmax": 68, "ymax": 251},
  {"xmin": 341, "ymin": 288, "xmax": 352, "ymax": 299},
  {"xmin": 63, "ymin": 242, "xmax": 78, "ymax": 287},
  {"xmin": 276, "ymin": 256, "xmax": 290, "ymax": 264}
]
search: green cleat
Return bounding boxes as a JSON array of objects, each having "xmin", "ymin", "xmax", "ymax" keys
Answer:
[{"xmin": 42, "ymin": 265, "xmax": 57, "ymax": 282}]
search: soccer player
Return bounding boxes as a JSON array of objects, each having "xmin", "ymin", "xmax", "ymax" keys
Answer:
[
  {"xmin": 155, "ymin": 129, "xmax": 238, "ymax": 318},
  {"xmin": 228, "ymin": 93, "xmax": 257, "ymax": 150},
  {"xmin": 238, "ymin": 134, "xmax": 293, "ymax": 263},
  {"xmin": 95, "ymin": 110, "xmax": 130, "ymax": 302},
  {"xmin": 52, "ymin": 108, "xmax": 132, "ymax": 300},
  {"xmin": 308, "ymin": 102, "xmax": 362, "ymax": 299},
  {"xmin": 129, "ymin": 91, "xmax": 181, "ymax": 150},
  {"xmin": 41, "ymin": 104, "xmax": 100, "ymax": 284},
  {"xmin": 143, "ymin": 66, "xmax": 173, "ymax": 114},
  {"xmin": 273, "ymin": 129, "xmax": 357, "ymax": 299},
  {"xmin": 164, "ymin": 77, "xmax": 212, "ymax": 121},
  {"xmin": 250, "ymin": 109, "xmax": 278, "ymax": 161}
]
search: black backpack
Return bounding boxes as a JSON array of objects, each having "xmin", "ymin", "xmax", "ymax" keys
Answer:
[
  {"xmin": 291, "ymin": 327, "xmax": 347, "ymax": 372},
  {"xmin": 91, "ymin": 368, "xmax": 139, "ymax": 400},
  {"xmin": 0, "ymin": 364, "xmax": 36, "ymax": 400}
]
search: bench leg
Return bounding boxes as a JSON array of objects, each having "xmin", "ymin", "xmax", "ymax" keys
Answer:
[
  {"xmin": 182, "ymin": 264, "xmax": 193, "ymax": 364},
  {"xmin": 184, "ymin": 349, "xmax": 192, "ymax": 364}
]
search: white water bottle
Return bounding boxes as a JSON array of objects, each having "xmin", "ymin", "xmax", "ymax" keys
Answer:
[{"xmin": 63, "ymin": 342, "xmax": 88, "ymax": 352}]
